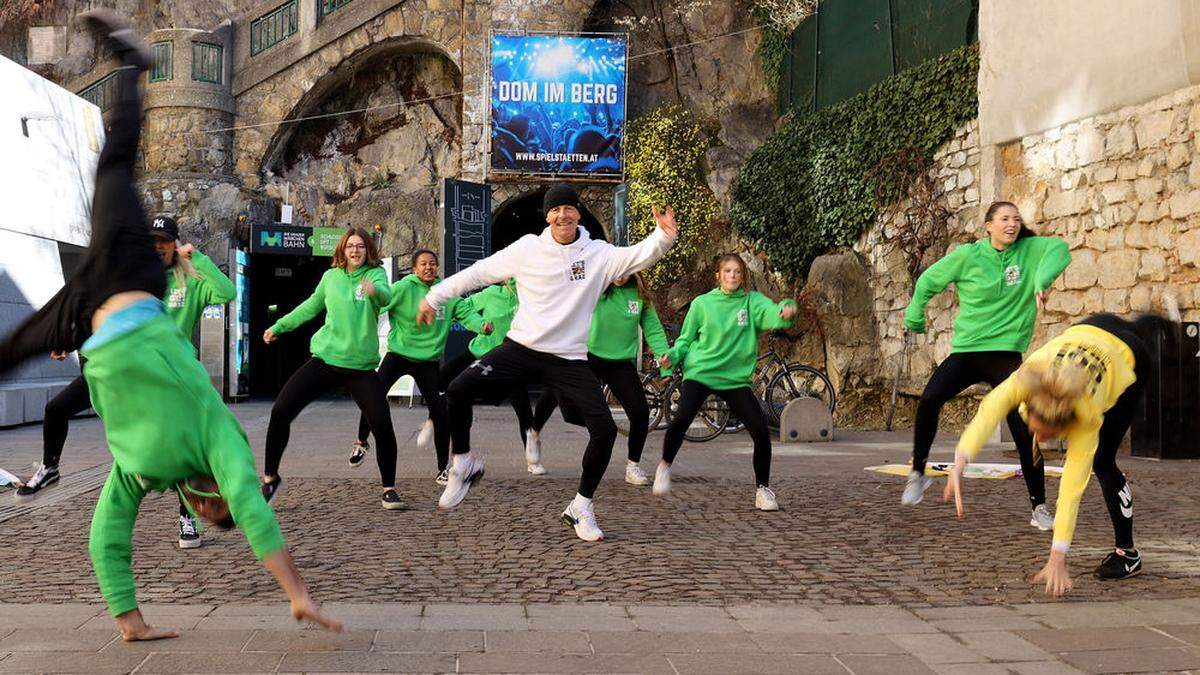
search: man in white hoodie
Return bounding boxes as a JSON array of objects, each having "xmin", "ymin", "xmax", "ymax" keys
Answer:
[{"xmin": 418, "ymin": 184, "xmax": 676, "ymax": 541}]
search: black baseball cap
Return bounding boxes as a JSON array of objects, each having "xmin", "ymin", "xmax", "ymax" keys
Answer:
[{"xmin": 150, "ymin": 215, "xmax": 178, "ymax": 240}]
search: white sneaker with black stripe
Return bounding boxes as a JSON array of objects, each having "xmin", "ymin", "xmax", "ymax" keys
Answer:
[
  {"xmin": 561, "ymin": 496, "xmax": 604, "ymax": 541},
  {"xmin": 438, "ymin": 453, "xmax": 484, "ymax": 509},
  {"xmin": 14, "ymin": 463, "xmax": 60, "ymax": 503}
]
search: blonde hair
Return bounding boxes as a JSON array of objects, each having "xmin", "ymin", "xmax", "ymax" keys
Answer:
[
  {"xmin": 169, "ymin": 251, "xmax": 201, "ymax": 288},
  {"xmin": 1019, "ymin": 359, "xmax": 1089, "ymax": 427}
]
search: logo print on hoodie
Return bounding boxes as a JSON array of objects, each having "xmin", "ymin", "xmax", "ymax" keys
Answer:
[
  {"xmin": 167, "ymin": 287, "xmax": 186, "ymax": 308},
  {"xmin": 354, "ymin": 285, "xmax": 365, "ymax": 301},
  {"xmin": 627, "ymin": 300, "xmax": 641, "ymax": 315},
  {"xmin": 737, "ymin": 308, "xmax": 748, "ymax": 327},
  {"xmin": 1004, "ymin": 264, "xmax": 1021, "ymax": 286},
  {"xmin": 569, "ymin": 260, "xmax": 586, "ymax": 281}
]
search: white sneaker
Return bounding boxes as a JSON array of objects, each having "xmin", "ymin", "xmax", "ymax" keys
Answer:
[
  {"xmin": 561, "ymin": 498, "xmax": 604, "ymax": 541},
  {"xmin": 416, "ymin": 419, "xmax": 434, "ymax": 449},
  {"xmin": 1030, "ymin": 504, "xmax": 1055, "ymax": 531},
  {"xmin": 625, "ymin": 461, "xmax": 650, "ymax": 486},
  {"xmin": 901, "ymin": 470, "xmax": 933, "ymax": 505},
  {"xmin": 438, "ymin": 454, "xmax": 485, "ymax": 509},
  {"xmin": 755, "ymin": 486, "xmax": 780, "ymax": 511},
  {"xmin": 527, "ymin": 462, "xmax": 547, "ymax": 475},
  {"xmin": 525, "ymin": 429, "xmax": 542, "ymax": 466},
  {"xmin": 652, "ymin": 461, "xmax": 671, "ymax": 496}
]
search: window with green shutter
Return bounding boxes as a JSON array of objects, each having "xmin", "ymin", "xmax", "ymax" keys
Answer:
[
  {"xmin": 318, "ymin": 0, "xmax": 354, "ymax": 19},
  {"xmin": 250, "ymin": 0, "xmax": 299, "ymax": 56},
  {"xmin": 79, "ymin": 71, "xmax": 119, "ymax": 112},
  {"xmin": 192, "ymin": 42, "xmax": 223, "ymax": 84},
  {"xmin": 150, "ymin": 41, "xmax": 173, "ymax": 82}
]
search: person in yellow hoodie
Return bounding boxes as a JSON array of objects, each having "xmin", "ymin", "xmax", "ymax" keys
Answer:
[{"xmin": 946, "ymin": 310, "xmax": 1177, "ymax": 595}]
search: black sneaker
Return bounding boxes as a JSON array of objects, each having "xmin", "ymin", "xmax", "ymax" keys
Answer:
[
  {"xmin": 14, "ymin": 463, "xmax": 60, "ymax": 504},
  {"xmin": 1095, "ymin": 549, "xmax": 1142, "ymax": 580},
  {"xmin": 178, "ymin": 514, "xmax": 202, "ymax": 549},
  {"xmin": 261, "ymin": 476, "xmax": 283, "ymax": 504},
  {"xmin": 435, "ymin": 468, "xmax": 450, "ymax": 486},
  {"xmin": 349, "ymin": 442, "xmax": 369, "ymax": 468},
  {"xmin": 381, "ymin": 488, "xmax": 403, "ymax": 510}
]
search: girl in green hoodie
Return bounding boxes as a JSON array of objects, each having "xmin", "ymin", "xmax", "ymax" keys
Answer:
[
  {"xmin": 900, "ymin": 201, "xmax": 1071, "ymax": 526},
  {"xmin": 262, "ymin": 227, "xmax": 402, "ymax": 510},
  {"xmin": 655, "ymin": 254, "xmax": 798, "ymax": 511},
  {"xmin": 350, "ymin": 249, "xmax": 487, "ymax": 479},
  {"xmin": 528, "ymin": 273, "xmax": 671, "ymax": 486}
]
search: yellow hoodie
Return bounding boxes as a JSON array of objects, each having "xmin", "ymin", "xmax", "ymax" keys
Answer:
[{"xmin": 958, "ymin": 325, "xmax": 1138, "ymax": 552}]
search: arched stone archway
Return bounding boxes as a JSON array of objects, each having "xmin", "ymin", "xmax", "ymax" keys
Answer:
[{"xmin": 491, "ymin": 187, "xmax": 607, "ymax": 253}]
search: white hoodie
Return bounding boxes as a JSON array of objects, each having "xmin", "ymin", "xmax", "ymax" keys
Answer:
[{"xmin": 425, "ymin": 225, "xmax": 674, "ymax": 360}]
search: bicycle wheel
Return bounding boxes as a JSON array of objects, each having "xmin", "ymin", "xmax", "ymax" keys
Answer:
[
  {"xmin": 606, "ymin": 372, "xmax": 664, "ymax": 437},
  {"xmin": 664, "ymin": 379, "xmax": 729, "ymax": 442},
  {"xmin": 764, "ymin": 364, "xmax": 836, "ymax": 425}
]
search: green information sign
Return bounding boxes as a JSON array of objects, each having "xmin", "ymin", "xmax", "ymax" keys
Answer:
[
  {"xmin": 308, "ymin": 227, "xmax": 344, "ymax": 257},
  {"xmin": 251, "ymin": 224, "xmax": 348, "ymax": 257}
]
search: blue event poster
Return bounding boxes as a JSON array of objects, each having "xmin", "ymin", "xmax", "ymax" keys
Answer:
[{"xmin": 490, "ymin": 33, "xmax": 628, "ymax": 178}]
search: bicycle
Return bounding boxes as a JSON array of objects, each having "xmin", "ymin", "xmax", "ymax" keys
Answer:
[{"xmin": 723, "ymin": 333, "xmax": 836, "ymax": 433}]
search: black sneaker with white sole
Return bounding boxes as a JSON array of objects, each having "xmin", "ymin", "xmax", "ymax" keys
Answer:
[
  {"xmin": 381, "ymin": 488, "xmax": 403, "ymax": 510},
  {"xmin": 1095, "ymin": 549, "xmax": 1142, "ymax": 580},
  {"xmin": 261, "ymin": 476, "xmax": 283, "ymax": 504},
  {"xmin": 435, "ymin": 468, "xmax": 449, "ymax": 486},
  {"xmin": 349, "ymin": 442, "xmax": 369, "ymax": 468},
  {"xmin": 178, "ymin": 514, "xmax": 202, "ymax": 549},
  {"xmin": 14, "ymin": 463, "xmax": 60, "ymax": 503}
]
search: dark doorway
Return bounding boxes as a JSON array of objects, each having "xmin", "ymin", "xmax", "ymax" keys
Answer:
[
  {"xmin": 247, "ymin": 254, "xmax": 330, "ymax": 398},
  {"xmin": 490, "ymin": 187, "xmax": 607, "ymax": 253}
]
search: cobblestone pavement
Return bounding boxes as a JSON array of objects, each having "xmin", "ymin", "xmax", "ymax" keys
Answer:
[{"xmin": 1, "ymin": 400, "xmax": 1198, "ymax": 610}]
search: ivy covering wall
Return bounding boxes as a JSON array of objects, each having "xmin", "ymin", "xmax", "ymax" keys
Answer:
[
  {"xmin": 730, "ymin": 44, "xmax": 978, "ymax": 280},
  {"xmin": 626, "ymin": 104, "xmax": 721, "ymax": 289}
]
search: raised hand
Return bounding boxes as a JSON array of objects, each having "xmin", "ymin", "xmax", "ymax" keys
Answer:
[
  {"xmin": 652, "ymin": 206, "xmax": 677, "ymax": 238},
  {"xmin": 481, "ymin": 321, "xmax": 494, "ymax": 335},
  {"xmin": 781, "ymin": 304, "xmax": 798, "ymax": 320},
  {"xmin": 176, "ymin": 243, "xmax": 195, "ymax": 259}
]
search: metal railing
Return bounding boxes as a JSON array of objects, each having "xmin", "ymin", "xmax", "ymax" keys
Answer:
[
  {"xmin": 150, "ymin": 41, "xmax": 173, "ymax": 82},
  {"xmin": 78, "ymin": 71, "xmax": 119, "ymax": 112}
]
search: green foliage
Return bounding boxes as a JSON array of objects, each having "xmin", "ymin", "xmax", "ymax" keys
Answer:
[
  {"xmin": 626, "ymin": 104, "xmax": 721, "ymax": 289},
  {"xmin": 730, "ymin": 44, "xmax": 978, "ymax": 280},
  {"xmin": 753, "ymin": 6, "xmax": 789, "ymax": 93}
]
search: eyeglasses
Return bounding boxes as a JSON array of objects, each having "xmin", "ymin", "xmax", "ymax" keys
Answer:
[{"xmin": 344, "ymin": 244, "xmax": 367, "ymax": 251}]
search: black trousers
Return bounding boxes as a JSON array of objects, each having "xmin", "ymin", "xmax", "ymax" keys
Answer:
[
  {"xmin": 357, "ymin": 352, "xmax": 450, "ymax": 470},
  {"xmin": 0, "ymin": 53, "xmax": 164, "ymax": 372},
  {"xmin": 42, "ymin": 375, "xmax": 91, "ymax": 467},
  {"xmin": 1076, "ymin": 313, "xmax": 1160, "ymax": 550},
  {"xmin": 265, "ymin": 358, "xmax": 398, "ymax": 487},
  {"xmin": 912, "ymin": 351, "xmax": 1045, "ymax": 508},
  {"xmin": 533, "ymin": 354, "xmax": 650, "ymax": 463},
  {"xmin": 662, "ymin": 381, "xmax": 773, "ymax": 486},
  {"xmin": 440, "ymin": 349, "xmax": 533, "ymax": 445},
  {"xmin": 445, "ymin": 339, "xmax": 615, "ymax": 498}
]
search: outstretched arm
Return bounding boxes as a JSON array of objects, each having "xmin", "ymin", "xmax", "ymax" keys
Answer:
[
  {"xmin": 420, "ymin": 244, "xmax": 524, "ymax": 324},
  {"xmin": 187, "ymin": 251, "xmax": 237, "ymax": 305},
  {"xmin": 268, "ymin": 275, "xmax": 327, "ymax": 338},
  {"xmin": 604, "ymin": 207, "xmax": 677, "ymax": 283},
  {"xmin": 904, "ymin": 246, "xmax": 968, "ymax": 334},
  {"xmin": 262, "ymin": 550, "xmax": 343, "ymax": 631}
]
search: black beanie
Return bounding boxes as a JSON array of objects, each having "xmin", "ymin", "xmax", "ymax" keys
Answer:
[{"xmin": 543, "ymin": 184, "xmax": 580, "ymax": 215}]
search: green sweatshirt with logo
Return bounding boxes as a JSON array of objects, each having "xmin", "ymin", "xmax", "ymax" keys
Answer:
[
  {"xmin": 83, "ymin": 303, "xmax": 284, "ymax": 617},
  {"xmin": 667, "ymin": 288, "xmax": 797, "ymax": 390},
  {"xmin": 164, "ymin": 251, "xmax": 236, "ymax": 336},
  {"xmin": 384, "ymin": 274, "xmax": 484, "ymax": 362},
  {"xmin": 269, "ymin": 265, "xmax": 392, "ymax": 370},
  {"xmin": 467, "ymin": 282, "xmax": 518, "ymax": 358},
  {"xmin": 588, "ymin": 284, "xmax": 670, "ymax": 362},
  {"xmin": 904, "ymin": 236, "xmax": 1071, "ymax": 353}
]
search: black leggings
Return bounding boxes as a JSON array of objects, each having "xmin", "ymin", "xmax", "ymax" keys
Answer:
[
  {"xmin": 357, "ymin": 352, "xmax": 449, "ymax": 470},
  {"xmin": 42, "ymin": 375, "xmax": 91, "ymax": 467},
  {"xmin": 440, "ymin": 349, "xmax": 532, "ymax": 445},
  {"xmin": 265, "ymin": 358, "xmax": 398, "ymax": 487},
  {"xmin": 532, "ymin": 354, "xmax": 650, "ymax": 462},
  {"xmin": 0, "ymin": 51, "xmax": 163, "ymax": 372},
  {"xmin": 1077, "ymin": 313, "xmax": 1159, "ymax": 550},
  {"xmin": 445, "ymin": 339, "xmax": 614, "ymax": 498},
  {"xmin": 662, "ymin": 381, "xmax": 773, "ymax": 486},
  {"xmin": 913, "ymin": 351, "xmax": 1045, "ymax": 508}
]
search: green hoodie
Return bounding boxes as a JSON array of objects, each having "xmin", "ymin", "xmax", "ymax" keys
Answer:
[
  {"xmin": 384, "ymin": 274, "xmax": 484, "ymax": 361},
  {"xmin": 467, "ymin": 282, "xmax": 518, "ymax": 358},
  {"xmin": 164, "ymin": 251, "xmax": 236, "ymax": 336},
  {"xmin": 904, "ymin": 236, "xmax": 1071, "ymax": 353},
  {"xmin": 82, "ymin": 302, "xmax": 284, "ymax": 616},
  {"xmin": 668, "ymin": 288, "xmax": 797, "ymax": 390},
  {"xmin": 588, "ymin": 284, "xmax": 670, "ymax": 362},
  {"xmin": 269, "ymin": 265, "xmax": 392, "ymax": 371}
]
